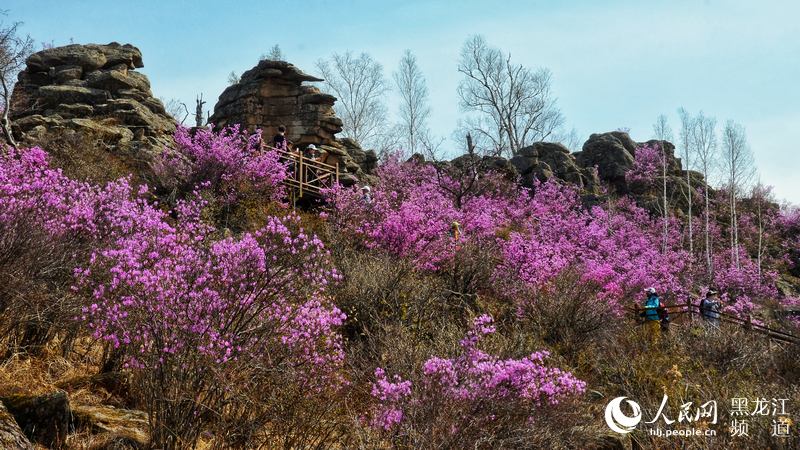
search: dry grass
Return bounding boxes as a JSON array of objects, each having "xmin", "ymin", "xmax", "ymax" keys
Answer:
[{"xmin": 0, "ymin": 337, "xmax": 107, "ymax": 403}]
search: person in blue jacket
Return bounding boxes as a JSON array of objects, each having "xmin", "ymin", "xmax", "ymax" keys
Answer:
[{"xmin": 642, "ymin": 287, "xmax": 662, "ymax": 342}]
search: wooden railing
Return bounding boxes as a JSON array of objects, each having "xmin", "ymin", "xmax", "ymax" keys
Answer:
[
  {"xmin": 629, "ymin": 302, "xmax": 800, "ymax": 344},
  {"xmin": 269, "ymin": 146, "xmax": 339, "ymax": 200}
]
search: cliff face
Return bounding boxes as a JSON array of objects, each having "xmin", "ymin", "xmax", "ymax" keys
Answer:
[
  {"xmin": 209, "ymin": 60, "xmax": 377, "ymax": 186},
  {"xmin": 209, "ymin": 60, "xmax": 342, "ymax": 148},
  {"xmin": 9, "ymin": 43, "xmax": 176, "ymax": 184}
]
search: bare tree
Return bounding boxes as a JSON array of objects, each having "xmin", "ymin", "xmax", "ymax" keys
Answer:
[
  {"xmin": 721, "ymin": 120, "xmax": 756, "ymax": 270},
  {"xmin": 553, "ymin": 127, "xmax": 582, "ymax": 152},
  {"xmin": 0, "ymin": 13, "xmax": 34, "ymax": 148},
  {"xmin": 161, "ymin": 97, "xmax": 190, "ymax": 125},
  {"xmin": 393, "ymin": 49, "xmax": 430, "ymax": 154},
  {"xmin": 677, "ymin": 107, "xmax": 695, "ymax": 256},
  {"xmin": 652, "ymin": 114, "xmax": 673, "ymax": 253},
  {"xmin": 260, "ymin": 44, "xmax": 284, "ymax": 62},
  {"xmin": 691, "ymin": 111, "xmax": 717, "ymax": 276},
  {"xmin": 227, "ymin": 71, "xmax": 240, "ymax": 86},
  {"xmin": 457, "ymin": 35, "xmax": 563, "ymax": 157},
  {"xmin": 751, "ymin": 181, "xmax": 771, "ymax": 278},
  {"xmin": 316, "ymin": 51, "xmax": 388, "ymax": 148}
]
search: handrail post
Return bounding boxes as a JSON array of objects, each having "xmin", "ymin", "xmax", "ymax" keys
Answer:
[
  {"xmin": 299, "ymin": 154, "xmax": 304, "ymax": 199},
  {"xmin": 746, "ymin": 314, "xmax": 752, "ymax": 331},
  {"xmin": 336, "ymin": 162, "xmax": 339, "ymax": 185},
  {"xmin": 634, "ymin": 304, "xmax": 640, "ymax": 323}
]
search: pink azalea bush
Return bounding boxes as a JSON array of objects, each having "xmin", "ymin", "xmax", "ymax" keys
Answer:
[
  {"xmin": 155, "ymin": 125, "xmax": 287, "ymax": 206},
  {"xmin": 495, "ymin": 181, "xmax": 691, "ymax": 314},
  {"xmin": 327, "ymin": 157, "xmax": 530, "ymax": 270},
  {"xmin": 368, "ymin": 315, "xmax": 585, "ymax": 434},
  {"xmin": 0, "ymin": 146, "xmax": 166, "ymax": 350},
  {"xmin": 76, "ymin": 196, "xmax": 347, "ymax": 445},
  {"xmin": 625, "ymin": 143, "xmax": 662, "ymax": 189}
]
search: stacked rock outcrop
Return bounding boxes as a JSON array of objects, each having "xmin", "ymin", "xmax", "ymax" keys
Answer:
[
  {"xmin": 209, "ymin": 60, "xmax": 377, "ymax": 185},
  {"xmin": 9, "ymin": 43, "xmax": 176, "ymax": 182}
]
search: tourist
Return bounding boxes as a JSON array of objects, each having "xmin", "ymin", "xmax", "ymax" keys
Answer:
[
  {"xmin": 272, "ymin": 125, "xmax": 289, "ymax": 151},
  {"xmin": 361, "ymin": 185, "xmax": 373, "ymax": 204},
  {"xmin": 699, "ymin": 289, "xmax": 722, "ymax": 328},
  {"xmin": 641, "ymin": 287, "xmax": 662, "ymax": 342}
]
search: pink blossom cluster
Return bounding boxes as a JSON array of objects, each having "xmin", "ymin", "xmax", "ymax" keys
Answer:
[
  {"xmin": 625, "ymin": 143, "xmax": 663, "ymax": 189},
  {"xmin": 326, "ymin": 157, "xmax": 530, "ymax": 270},
  {"xmin": 76, "ymin": 205, "xmax": 347, "ymax": 388},
  {"xmin": 369, "ymin": 315, "xmax": 585, "ymax": 431},
  {"xmin": 156, "ymin": 125, "xmax": 287, "ymax": 204},
  {"xmin": 0, "ymin": 146, "xmax": 166, "ymax": 242},
  {"xmin": 370, "ymin": 367, "xmax": 413, "ymax": 430},
  {"xmin": 495, "ymin": 182, "xmax": 690, "ymax": 312}
]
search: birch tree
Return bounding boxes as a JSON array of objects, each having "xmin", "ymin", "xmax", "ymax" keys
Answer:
[
  {"xmin": 652, "ymin": 114, "xmax": 673, "ymax": 253},
  {"xmin": 677, "ymin": 107, "xmax": 695, "ymax": 255},
  {"xmin": 316, "ymin": 52, "xmax": 388, "ymax": 148},
  {"xmin": 691, "ymin": 111, "xmax": 717, "ymax": 276},
  {"xmin": 721, "ymin": 120, "xmax": 756, "ymax": 270},
  {"xmin": 393, "ymin": 50, "xmax": 430, "ymax": 154}
]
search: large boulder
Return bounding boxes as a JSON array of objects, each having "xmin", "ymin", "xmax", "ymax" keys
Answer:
[
  {"xmin": 1, "ymin": 390, "xmax": 71, "ymax": 448},
  {"xmin": 210, "ymin": 60, "xmax": 340, "ymax": 148},
  {"xmin": 511, "ymin": 142, "xmax": 600, "ymax": 192},
  {"xmin": 210, "ymin": 61, "xmax": 378, "ymax": 185},
  {"xmin": 10, "ymin": 43, "xmax": 176, "ymax": 186},
  {"xmin": 0, "ymin": 401, "xmax": 33, "ymax": 450},
  {"xmin": 575, "ymin": 131, "xmax": 637, "ymax": 192}
]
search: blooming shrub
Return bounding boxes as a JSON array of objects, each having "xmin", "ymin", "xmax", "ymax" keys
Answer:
[
  {"xmin": 155, "ymin": 125, "xmax": 287, "ymax": 208},
  {"xmin": 0, "ymin": 146, "xmax": 165, "ymax": 352},
  {"xmin": 625, "ymin": 143, "xmax": 662, "ymax": 190},
  {"xmin": 368, "ymin": 315, "xmax": 585, "ymax": 436},
  {"xmin": 495, "ymin": 182, "xmax": 691, "ymax": 313},
  {"xmin": 327, "ymin": 157, "xmax": 529, "ymax": 270},
  {"xmin": 76, "ymin": 201, "xmax": 347, "ymax": 447}
]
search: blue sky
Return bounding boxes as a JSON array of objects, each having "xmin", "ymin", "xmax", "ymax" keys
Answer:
[{"xmin": 6, "ymin": 0, "xmax": 800, "ymax": 203}]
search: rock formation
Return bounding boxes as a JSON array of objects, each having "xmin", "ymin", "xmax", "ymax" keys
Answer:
[
  {"xmin": 0, "ymin": 401, "xmax": 33, "ymax": 450},
  {"xmin": 209, "ymin": 60, "xmax": 377, "ymax": 186},
  {"xmin": 442, "ymin": 130, "xmax": 705, "ymax": 212},
  {"xmin": 9, "ymin": 43, "xmax": 176, "ymax": 184},
  {"xmin": 1, "ymin": 390, "xmax": 71, "ymax": 448},
  {"xmin": 510, "ymin": 142, "xmax": 600, "ymax": 192}
]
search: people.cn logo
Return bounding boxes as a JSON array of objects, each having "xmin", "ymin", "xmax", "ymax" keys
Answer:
[{"xmin": 604, "ymin": 396, "xmax": 642, "ymax": 434}]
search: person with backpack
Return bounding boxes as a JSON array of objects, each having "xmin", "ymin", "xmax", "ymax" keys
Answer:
[
  {"xmin": 699, "ymin": 289, "xmax": 722, "ymax": 328},
  {"xmin": 641, "ymin": 287, "xmax": 662, "ymax": 342}
]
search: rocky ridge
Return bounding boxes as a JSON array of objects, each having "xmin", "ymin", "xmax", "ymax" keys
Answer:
[{"xmin": 9, "ymin": 43, "xmax": 176, "ymax": 184}]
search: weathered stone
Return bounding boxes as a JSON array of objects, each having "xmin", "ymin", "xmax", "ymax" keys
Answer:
[
  {"xmin": 37, "ymin": 85, "xmax": 110, "ymax": 106},
  {"xmin": 55, "ymin": 103, "xmax": 95, "ymax": 117},
  {"xmin": 576, "ymin": 131, "xmax": 637, "ymax": 192},
  {"xmin": 26, "ymin": 44, "xmax": 107, "ymax": 71},
  {"xmin": 0, "ymin": 401, "xmax": 33, "ymax": 450},
  {"xmin": 1, "ymin": 391, "xmax": 70, "ymax": 448},
  {"xmin": 85, "ymin": 69, "xmax": 150, "ymax": 93},
  {"xmin": 210, "ymin": 60, "xmax": 375, "ymax": 182},
  {"xmin": 96, "ymin": 42, "xmax": 144, "ymax": 69},
  {"xmin": 10, "ymin": 43, "xmax": 177, "ymax": 188},
  {"xmin": 53, "ymin": 65, "xmax": 83, "ymax": 83},
  {"xmin": 72, "ymin": 404, "xmax": 148, "ymax": 446}
]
